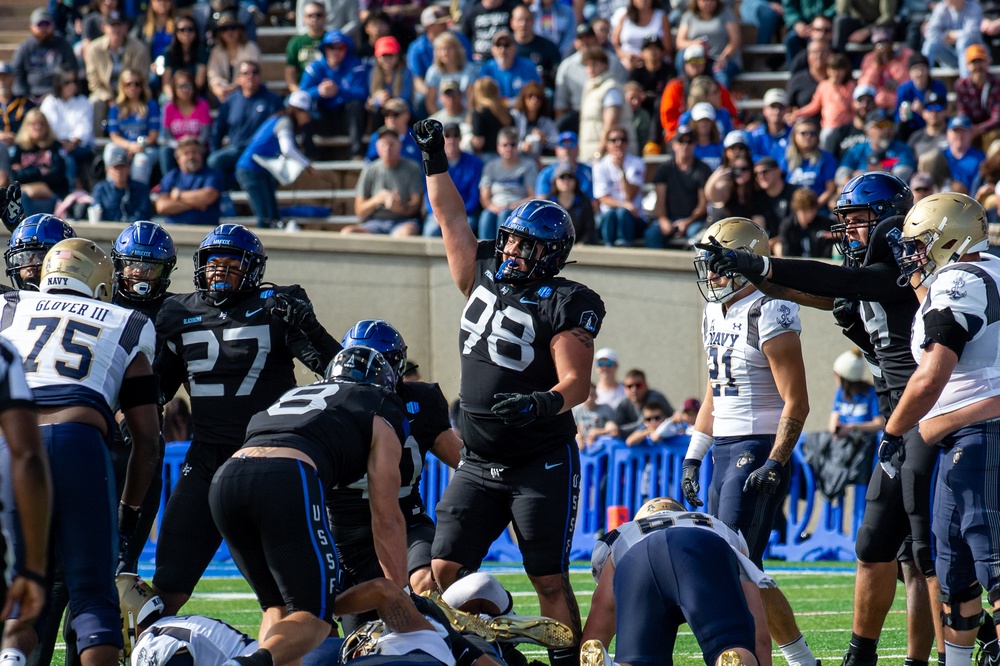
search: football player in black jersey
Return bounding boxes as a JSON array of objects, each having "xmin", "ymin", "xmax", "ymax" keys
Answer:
[
  {"xmin": 111, "ymin": 220, "xmax": 178, "ymax": 574},
  {"xmin": 210, "ymin": 346, "xmax": 409, "ymax": 666},
  {"xmin": 329, "ymin": 319, "xmax": 461, "ymax": 609},
  {"xmin": 151, "ymin": 224, "xmax": 342, "ymax": 615},
  {"xmin": 698, "ymin": 172, "xmax": 944, "ymax": 666},
  {"xmin": 414, "ymin": 118, "xmax": 606, "ymax": 666},
  {"xmin": 4, "ymin": 213, "xmax": 76, "ymax": 292}
]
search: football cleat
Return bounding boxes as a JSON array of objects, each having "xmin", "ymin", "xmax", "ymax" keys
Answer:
[
  {"xmin": 839, "ymin": 650, "xmax": 877, "ymax": 666},
  {"xmin": 580, "ymin": 639, "xmax": 613, "ymax": 666},
  {"xmin": 719, "ymin": 650, "xmax": 747, "ymax": 666},
  {"xmin": 489, "ymin": 614, "xmax": 574, "ymax": 648},
  {"xmin": 419, "ymin": 591, "xmax": 497, "ymax": 641}
]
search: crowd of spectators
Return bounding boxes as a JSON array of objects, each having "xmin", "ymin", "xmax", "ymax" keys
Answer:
[{"xmin": 1, "ymin": 0, "xmax": 999, "ymax": 244}]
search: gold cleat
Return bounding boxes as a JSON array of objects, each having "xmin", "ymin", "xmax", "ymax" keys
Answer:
[
  {"xmin": 489, "ymin": 614, "xmax": 575, "ymax": 648},
  {"xmin": 419, "ymin": 591, "xmax": 498, "ymax": 641},
  {"xmin": 580, "ymin": 639, "xmax": 612, "ymax": 666},
  {"xmin": 719, "ymin": 650, "xmax": 747, "ymax": 666}
]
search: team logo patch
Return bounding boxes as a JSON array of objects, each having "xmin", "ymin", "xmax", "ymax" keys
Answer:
[
  {"xmin": 736, "ymin": 451, "xmax": 755, "ymax": 468},
  {"xmin": 944, "ymin": 275, "xmax": 966, "ymax": 300},
  {"xmin": 580, "ymin": 310, "xmax": 599, "ymax": 333},
  {"xmin": 776, "ymin": 304, "xmax": 794, "ymax": 328},
  {"xmin": 484, "ymin": 269, "xmax": 494, "ymax": 282},
  {"xmin": 260, "ymin": 288, "xmax": 275, "ymax": 299},
  {"xmin": 183, "ymin": 316, "xmax": 202, "ymax": 324},
  {"xmin": 953, "ymin": 447, "xmax": 963, "ymax": 465},
  {"xmin": 406, "ymin": 401, "xmax": 420, "ymax": 414},
  {"xmin": 537, "ymin": 286, "xmax": 553, "ymax": 299}
]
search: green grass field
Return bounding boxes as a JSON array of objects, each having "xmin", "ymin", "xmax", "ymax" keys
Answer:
[{"xmin": 58, "ymin": 560, "xmax": 916, "ymax": 666}]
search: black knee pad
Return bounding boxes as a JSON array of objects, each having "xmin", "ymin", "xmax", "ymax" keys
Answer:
[
  {"xmin": 940, "ymin": 583, "xmax": 985, "ymax": 631},
  {"xmin": 856, "ymin": 523, "xmax": 900, "ymax": 563}
]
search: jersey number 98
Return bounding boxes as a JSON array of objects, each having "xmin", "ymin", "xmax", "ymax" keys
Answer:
[{"xmin": 460, "ymin": 285, "xmax": 537, "ymax": 372}]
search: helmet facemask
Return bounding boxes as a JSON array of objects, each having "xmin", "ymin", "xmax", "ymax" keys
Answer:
[
  {"xmin": 194, "ymin": 250, "xmax": 262, "ymax": 305},
  {"xmin": 113, "ymin": 258, "xmax": 173, "ymax": 302},
  {"xmin": 5, "ymin": 246, "xmax": 48, "ymax": 290},
  {"xmin": 495, "ymin": 229, "xmax": 549, "ymax": 283},
  {"xmin": 831, "ymin": 206, "xmax": 879, "ymax": 266},
  {"xmin": 694, "ymin": 249, "xmax": 749, "ymax": 303}
]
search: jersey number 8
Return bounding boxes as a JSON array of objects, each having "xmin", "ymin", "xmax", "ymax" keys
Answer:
[{"xmin": 460, "ymin": 285, "xmax": 537, "ymax": 372}]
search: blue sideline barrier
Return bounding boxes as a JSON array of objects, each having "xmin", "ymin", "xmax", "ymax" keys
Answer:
[{"xmin": 140, "ymin": 435, "xmax": 868, "ymax": 567}]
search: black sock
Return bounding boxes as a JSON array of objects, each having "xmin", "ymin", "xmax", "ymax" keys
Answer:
[
  {"xmin": 849, "ymin": 634, "xmax": 878, "ymax": 661},
  {"xmin": 937, "ymin": 652, "xmax": 946, "ymax": 666},
  {"xmin": 548, "ymin": 646, "xmax": 579, "ymax": 666},
  {"xmin": 233, "ymin": 649, "xmax": 273, "ymax": 666},
  {"xmin": 904, "ymin": 658, "xmax": 929, "ymax": 666}
]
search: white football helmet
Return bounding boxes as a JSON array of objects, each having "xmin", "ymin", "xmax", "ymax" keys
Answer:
[{"xmin": 694, "ymin": 217, "xmax": 770, "ymax": 303}]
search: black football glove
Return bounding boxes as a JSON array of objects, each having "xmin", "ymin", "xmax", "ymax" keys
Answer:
[
  {"xmin": 694, "ymin": 236, "xmax": 769, "ymax": 285},
  {"xmin": 411, "ymin": 119, "xmax": 449, "ymax": 176},
  {"xmin": 0, "ymin": 183, "xmax": 23, "ymax": 233},
  {"xmin": 878, "ymin": 431, "xmax": 905, "ymax": 465},
  {"xmin": 831, "ymin": 297, "xmax": 860, "ymax": 330},
  {"xmin": 491, "ymin": 391, "xmax": 564, "ymax": 427},
  {"xmin": 743, "ymin": 458, "xmax": 784, "ymax": 494},
  {"xmin": 116, "ymin": 504, "xmax": 141, "ymax": 575},
  {"xmin": 681, "ymin": 458, "xmax": 703, "ymax": 508},
  {"xmin": 271, "ymin": 293, "xmax": 321, "ymax": 335}
]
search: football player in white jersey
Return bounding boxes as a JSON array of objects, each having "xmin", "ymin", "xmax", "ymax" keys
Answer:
[
  {"xmin": 579, "ymin": 497, "xmax": 773, "ymax": 666},
  {"xmin": 0, "ymin": 239, "xmax": 159, "ymax": 666},
  {"xmin": 685, "ymin": 218, "xmax": 817, "ymax": 666},
  {"xmin": 881, "ymin": 193, "xmax": 1000, "ymax": 666}
]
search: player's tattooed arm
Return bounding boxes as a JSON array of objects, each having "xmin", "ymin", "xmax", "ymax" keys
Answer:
[
  {"xmin": 569, "ymin": 327, "xmax": 594, "ymax": 349},
  {"xmin": 757, "ymin": 280, "xmax": 835, "ymax": 311},
  {"xmin": 771, "ymin": 416, "xmax": 805, "ymax": 464}
]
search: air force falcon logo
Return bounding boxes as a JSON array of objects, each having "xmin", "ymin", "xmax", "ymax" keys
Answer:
[
  {"xmin": 944, "ymin": 275, "xmax": 967, "ymax": 300},
  {"xmin": 736, "ymin": 451, "xmax": 755, "ymax": 468},
  {"xmin": 580, "ymin": 310, "xmax": 599, "ymax": 333}
]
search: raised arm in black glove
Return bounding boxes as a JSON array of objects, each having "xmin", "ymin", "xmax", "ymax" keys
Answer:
[
  {"xmin": 411, "ymin": 119, "xmax": 449, "ymax": 176},
  {"xmin": 694, "ymin": 236, "xmax": 770, "ymax": 285},
  {"xmin": 491, "ymin": 391, "xmax": 564, "ymax": 427},
  {"xmin": 271, "ymin": 292, "xmax": 321, "ymax": 336},
  {"xmin": 1, "ymin": 183, "xmax": 23, "ymax": 233}
]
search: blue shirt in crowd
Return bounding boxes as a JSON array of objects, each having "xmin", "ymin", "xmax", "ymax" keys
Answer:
[
  {"xmin": 780, "ymin": 150, "xmax": 838, "ymax": 196},
  {"xmin": 535, "ymin": 161, "xmax": 594, "ymax": 199},
  {"xmin": 406, "ymin": 30, "xmax": 473, "ymax": 79},
  {"xmin": 748, "ymin": 124, "xmax": 791, "ymax": 162},
  {"xmin": 107, "ymin": 100, "xmax": 160, "ymax": 141},
  {"xmin": 425, "ymin": 151, "xmax": 484, "ymax": 218},
  {"xmin": 91, "ymin": 179, "xmax": 153, "ymax": 223},
  {"xmin": 478, "ymin": 57, "xmax": 541, "ymax": 100},
  {"xmin": 945, "ymin": 146, "xmax": 986, "ymax": 193},
  {"xmin": 158, "ymin": 166, "xmax": 225, "ymax": 225},
  {"xmin": 833, "ymin": 385, "xmax": 880, "ymax": 426},
  {"xmin": 839, "ymin": 140, "xmax": 916, "ymax": 175},
  {"xmin": 211, "ymin": 87, "xmax": 283, "ymax": 151},
  {"xmin": 300, "ymin": 54, "xmax": 369, "ymax": 111}
]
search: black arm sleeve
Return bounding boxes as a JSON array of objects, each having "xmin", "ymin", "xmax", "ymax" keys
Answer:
[
  {"xmin": 285, "ymin": 326, "xmax": 343, "ymax": 375},
  {"xmin": 769, "ymin": 257, "xmax": 910, "ymax": 302},
  {"xmin": 153, "ymin": 345, "xmax": 187, "ymax": 405}
]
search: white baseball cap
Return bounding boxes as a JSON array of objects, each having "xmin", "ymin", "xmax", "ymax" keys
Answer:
[
  {"xmin": 691, "ymin": 102, "xmax": 716, "ymax": 122},
  {"xmin": 595, "ymin": 348, "xmax": 618, "ymax": 364},
  {"xmin": 833, "ymin": 350, "xmax": 868, "ymax": 383},
  {"xmin": 288, "ymin": 90, "xmax": 312, "ymax": 112}
]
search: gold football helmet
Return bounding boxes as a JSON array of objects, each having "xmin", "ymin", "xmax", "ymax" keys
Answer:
[
  {"xmin": 896, "ymin": 192, "xmax": 988, "ymax": 284},
  {"xmin": 117, "ymin": 573, "xmax": 164, "ymax": 658},
  {"xmin": 40, "ymin": 238, "xmax": 113, "ymax": 302},
  {"xmin": 694, "ymin": 217, "xmax": 769, "ymax": 303},
  {"xmin": 634, "ymin": 497, "xmax": 686, "ymax": 520}
]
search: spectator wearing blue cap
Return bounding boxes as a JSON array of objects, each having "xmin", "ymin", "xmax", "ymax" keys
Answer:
[
  {"xmin": 906, "ymin": 90, "xmax": 949, "ymax": 156},
  {"xmin": 300, "ymin": 29, "xmax": 369, "ymax": 159},
  {"xmin": 837, "ymin": 108, "xmax": 916, "ymax": 185},
  {"xmin": 943, "ymin": 115, "xmax": 986, "ymax": 193},
  {"xmin": 534, "ymin": 131, "xmax": 594, "ymax": 199}
]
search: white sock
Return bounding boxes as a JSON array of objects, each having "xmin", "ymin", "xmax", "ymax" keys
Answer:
[
  {"xmin": 944, "ymin": 641, "xmax": 974, "ymax": 666},
  {"xmin": 0, "ymin": 649, "xmax": 27, "ymax": 666},
  {"xmin": 779, "ymin": 635, "xmax": 817, "ymax": 666}
]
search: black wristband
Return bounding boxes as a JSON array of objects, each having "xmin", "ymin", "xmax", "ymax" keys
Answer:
[
  {"xmin": 422, "ymin": 150, "xmax": 449, "ymax": 177},
  {"xmin": 682, "ymin": 458, "xmax": 702, "ymax": 468},
  {"xmin": 119, "ymin": 503, "xmax": 141, "ymax": 534},
  {"xmin": 530, "ymin": 390, "xmax": 564, "ymax": 419},
  {"xmin": 18, "ymin": 569, "xmax": 45, "ymax": 586}
]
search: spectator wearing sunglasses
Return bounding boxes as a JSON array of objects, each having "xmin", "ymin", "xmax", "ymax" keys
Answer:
[
  {"xmin": 207, "ymin": 11, "xmax": 261, "ymax": 103},
  {"xmin": 86, "ymin": 11, "xmax": 150, "ymax": 134},
  {"xmin": 367, "ymin": 36, "xmax": 414, "ymax": 128},
  {"xmin": 364, "ymin": 98, "xmax": 421, "ymax": 163},
  {"xmin": 429, "ymin": 80, "xmax": 470, "ymax": 136},
  {"xmin": 479, "ymin": 30, "xmax": 542, "ymax": 106},
  {"xmin": 594, "ymin": 347, "xmax": 626, "ymax": 407},
  {"xmin": 11, "ymin": 8, "xmax": 78, "ymax": 101},
  {"xmin": 608, "ymin": 368, "xmax": 673, "ymax": 439},
  {"xmin": 550, "ymin": 162, "xmax": 597, "ymax": 243},
  {"xmin": 646, "ymin": 124, "xmax": 711, "ymax": 247},
  {"xmin": 624, "ymin": 400, "xmax": 674, "ymax": 446},
  {"xmin": 285, "ymin": 1, "xmax": 329, "ymax": 92},
  {"xmin": 477, "ymin": 125, "xmax": 538, "ymax": 239},
  {"xmin": 535, "ymin": 132, "xmax": 594, "ymax": 200},
  {"xmin": 594, "ymin": 126, "xmax": 646, "ymax": 246}
]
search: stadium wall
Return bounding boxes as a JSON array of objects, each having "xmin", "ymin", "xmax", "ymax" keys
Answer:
[{"xmin": 81, "ymin": 223, "xmax": 847, "ymax": 432}]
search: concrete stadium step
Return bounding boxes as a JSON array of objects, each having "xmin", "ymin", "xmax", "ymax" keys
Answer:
[
  {"xmin": 224, "ymin": 214, "xmax": 357, "ymax": 231},
  {"xmin": 257, "ymin": 26, "xmax": 297, "ymax": 54}
]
